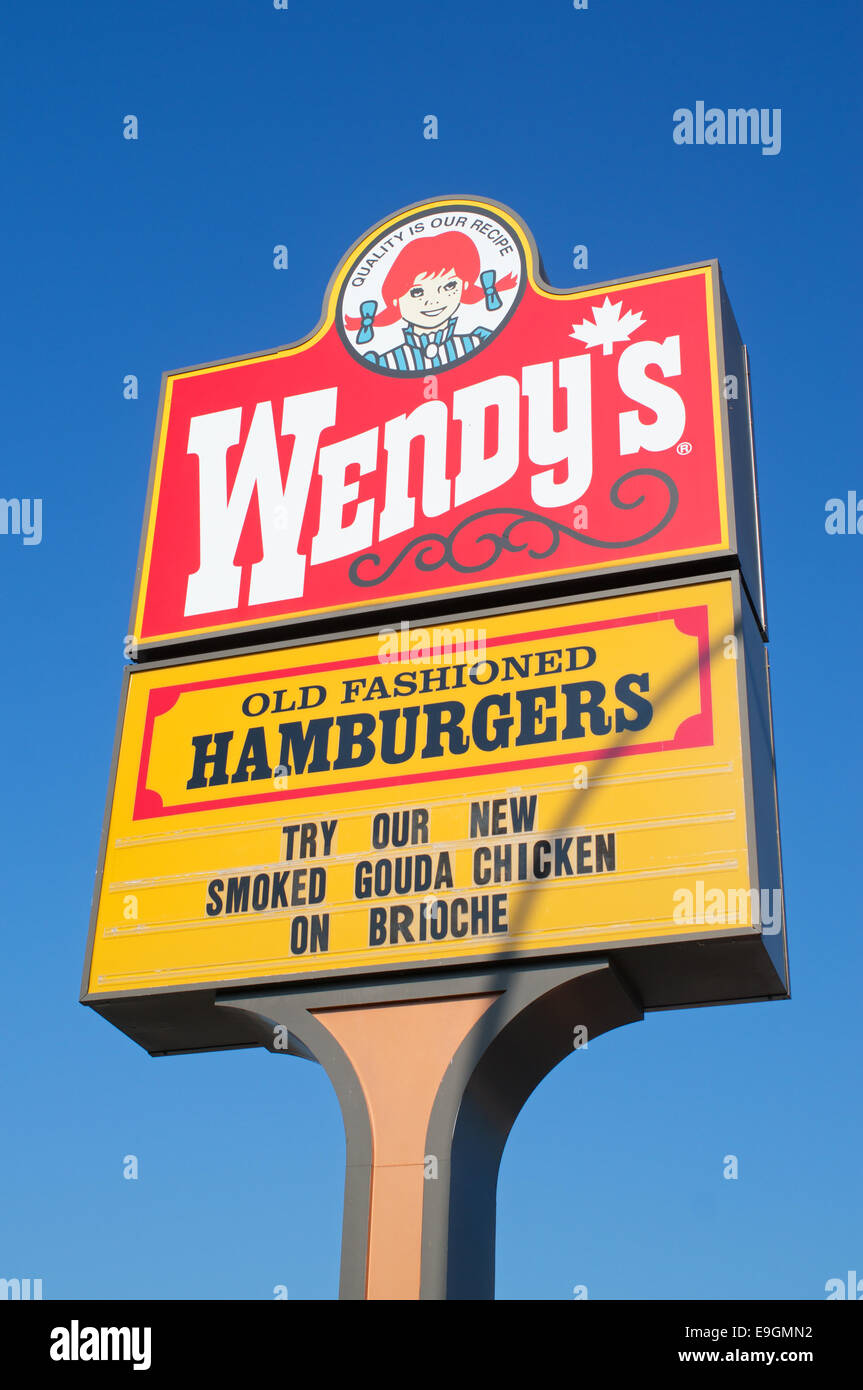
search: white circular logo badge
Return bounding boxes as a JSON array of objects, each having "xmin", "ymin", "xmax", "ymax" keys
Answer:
[{"xmin": 337, "ymin": 201, "xmax": 526, "ymax": 378}]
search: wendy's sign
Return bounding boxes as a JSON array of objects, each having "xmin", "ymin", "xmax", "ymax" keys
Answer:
[{"xmin": 130, "ymin": 196, "xmax": 765, "ymax": 654}]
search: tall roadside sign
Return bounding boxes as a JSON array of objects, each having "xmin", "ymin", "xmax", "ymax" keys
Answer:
[{"xmin": 83, "ymin": 197, "xmax": 787, "ymax": 1300}]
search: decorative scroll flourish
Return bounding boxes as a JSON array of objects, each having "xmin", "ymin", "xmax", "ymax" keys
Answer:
[{"xmin": 348, "ymin": 468, "xmax": 679, "ymax": 588}]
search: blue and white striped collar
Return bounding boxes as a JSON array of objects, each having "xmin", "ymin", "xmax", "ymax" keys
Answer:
[{"xmin": 404, "ymin": 316, "xmax": 458, "ymax": 348}]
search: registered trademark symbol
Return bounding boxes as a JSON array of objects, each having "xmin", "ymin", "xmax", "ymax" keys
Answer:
[{"xmin": 677, "ymin": 441, "xmax": 692, "ymax": 455}]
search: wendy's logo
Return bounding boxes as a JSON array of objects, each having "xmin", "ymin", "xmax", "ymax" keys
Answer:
[{"xmin": 337, "ymin": 201, "xmax": 526, "ymax": 377}]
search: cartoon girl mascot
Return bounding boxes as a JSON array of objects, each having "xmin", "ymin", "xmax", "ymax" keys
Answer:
[{"xmin": 346, "ymin": 230, "xmax": 518, "ymax": 373}]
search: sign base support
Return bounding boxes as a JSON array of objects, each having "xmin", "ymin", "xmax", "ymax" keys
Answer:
[{"xmin": 217, "ymin": 957, "xmax": 642, "ymax": 1300}]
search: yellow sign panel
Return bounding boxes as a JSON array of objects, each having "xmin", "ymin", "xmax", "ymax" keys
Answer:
[{"xmin": 86, "ymin": 580, "xmax": 759, "ymax": 994}]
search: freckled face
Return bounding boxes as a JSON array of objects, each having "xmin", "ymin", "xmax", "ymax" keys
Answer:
[{"xmin": 397, "ymin": 269, "xmax": 466, "ymax": 328}]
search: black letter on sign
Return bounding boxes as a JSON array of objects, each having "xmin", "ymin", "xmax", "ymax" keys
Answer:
[
  {"xmin": 421, "ymin": 701, "xmax": 469, "ymax": 758},
  {"xmin": 277, "ymin": 719, "xmax": 333, "ymax": 775},
  {"xmin": 231, "ymin": 727, "xmax": 273, "ymax": 783},
  {"xmin": 560, "ymin": 682, "xmax": 612, "ymax": 738},
  {"xmin": 380, "ymin": 707, "xmax": 420, "ymax": 764},
  {"xmin": 205, "ymin": 880, "xmax": 223, "ymax": 916},
  {"xmin": 187, "ymin": 732, "xmax": 234, "ymax": 788},
  {"xmin": 472, "ymin": 694, "xmax": 514, "ymax": 752},
  {"xmin": 614, "ymin": 674, "xmax": 652, "ymax": 732},
  {"xmin": 333, "ymin": 714, "xmax": 377, "ymax": 770}
]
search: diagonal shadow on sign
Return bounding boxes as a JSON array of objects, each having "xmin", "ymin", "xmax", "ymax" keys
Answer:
[{"xmin": 413, "ymin": 613, "xmax": 759, "ymax": 1296}]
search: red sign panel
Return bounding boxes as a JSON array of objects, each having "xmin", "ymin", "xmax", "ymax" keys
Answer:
[{"xmin": 131, "ymin": 197, "xmax": 734, "ymax": 649}]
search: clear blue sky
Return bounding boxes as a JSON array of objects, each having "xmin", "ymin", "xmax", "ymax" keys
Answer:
[{"xmin": 2, "ymin": 0, "xmax": 860, "ymax": 1300}]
